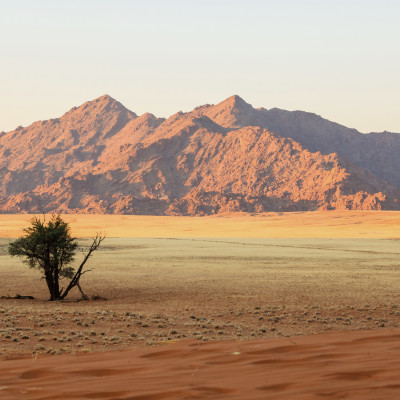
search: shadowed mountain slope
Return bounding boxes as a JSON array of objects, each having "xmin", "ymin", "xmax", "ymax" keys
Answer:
[{"xmin": 0, "ymin": 95, "xmax": 399, "ymax": 214}]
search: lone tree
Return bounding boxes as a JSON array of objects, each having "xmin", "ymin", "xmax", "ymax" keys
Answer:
[{"xmin": 8, "ymin": 214, "xmax": 104, "ymax": 301}]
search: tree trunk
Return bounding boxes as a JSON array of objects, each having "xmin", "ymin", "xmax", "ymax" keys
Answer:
[
  {"xmin": 53, "ymin": 265, "xmax": 60, "ymax": 300},
  {"xmin": 45, "ymin": 270, "xmax": 61, "ymax": 301}
]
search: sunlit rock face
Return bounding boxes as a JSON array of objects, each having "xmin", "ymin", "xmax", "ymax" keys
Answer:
[{"xmin": 0, "ymin": 95, "xmax": 399, "ymax": 214}]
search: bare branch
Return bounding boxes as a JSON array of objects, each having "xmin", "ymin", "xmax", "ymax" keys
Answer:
[{"xmin": 60, "ymin": 234, "xmax": 105, "ymax": 300}]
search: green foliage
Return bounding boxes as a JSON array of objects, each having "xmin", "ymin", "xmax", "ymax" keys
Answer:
[{"xmin": 9, "ymin": 214, "xmax": 78, "ymax": 279}]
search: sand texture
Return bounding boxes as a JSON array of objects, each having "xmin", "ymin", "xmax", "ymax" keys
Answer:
[{"xmin": 2, "ymin": 328, "xmax": 400, "ymax": 399}]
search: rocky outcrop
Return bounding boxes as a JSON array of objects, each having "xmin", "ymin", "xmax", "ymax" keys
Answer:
[
  {"xmin": 0, "ymin": 95, "xmax": 399, "ymax": 214},
  {"xmin": 198, "ymin": 95, "xmax": 400, "ymax": 187}
]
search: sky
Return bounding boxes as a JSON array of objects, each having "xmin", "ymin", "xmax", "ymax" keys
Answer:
[{"xmin": 0, "ymin": 0, "xmax": 399, "ymax": 133}]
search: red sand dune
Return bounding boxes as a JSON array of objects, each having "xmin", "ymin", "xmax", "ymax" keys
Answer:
[{"xmin": 2, "ymin": 328, "xmax": 400, "ymax": 399}]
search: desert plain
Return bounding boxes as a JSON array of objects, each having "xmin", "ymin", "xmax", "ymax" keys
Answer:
[{"xmin": 1, "ymin": 211, "xmax": 400, "ymax": 399}]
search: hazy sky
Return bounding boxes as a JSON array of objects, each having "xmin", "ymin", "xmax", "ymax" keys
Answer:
[{"xmin": 1, "ymin": 0, "xmax": 399, "ymax": 133}]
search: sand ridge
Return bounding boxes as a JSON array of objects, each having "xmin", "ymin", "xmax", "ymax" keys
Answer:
[{"xmin": 1, "ymin": 328, "xmax": 400, "ymax": 399}]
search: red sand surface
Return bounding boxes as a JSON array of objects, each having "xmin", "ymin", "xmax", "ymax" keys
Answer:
[{"xmin": 1, "ymin": 328, "xmax": 400, "ymax": 400}]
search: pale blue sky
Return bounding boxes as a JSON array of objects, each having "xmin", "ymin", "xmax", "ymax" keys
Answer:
[{"xmin": 1, "ymin": 0, "xmax": 399, "ymax": 133}]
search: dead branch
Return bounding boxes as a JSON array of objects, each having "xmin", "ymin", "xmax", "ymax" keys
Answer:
[
  {"xmin": 59, "ymin": 234, "xmax": 105, "ymax": 300},
  {"xmin": 91, "ymin": 295, "xmax": 107, "ymax": 301},
  {"xmin": 1, "ymin": 294, "xmax": 35, "ymax": 300}
]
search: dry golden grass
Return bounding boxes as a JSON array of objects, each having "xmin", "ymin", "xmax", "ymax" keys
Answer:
[
  {"xmin": 0, "ymin": 210, "xmax": 399, "ymax": 238},
  {"xmin": 1, "ymin": 211, "xmax": 400, "ymax": 358},
  {"xmin": 1, "ymin": 236, "xmax": 400, "ymax": 357}
]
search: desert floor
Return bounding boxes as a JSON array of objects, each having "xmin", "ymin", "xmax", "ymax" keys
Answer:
[
  {"xmin": 1, "ymin": 210, "xmax": 399, "ymax": 238},
  {"xmin": 1, "ymin": 212, "xmax": 400, "ymax": 398}
]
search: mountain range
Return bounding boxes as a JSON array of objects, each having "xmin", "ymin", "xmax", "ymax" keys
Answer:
[{"xmin": 1, "ymin": 95, "xmax": 399, "ymax": 215}]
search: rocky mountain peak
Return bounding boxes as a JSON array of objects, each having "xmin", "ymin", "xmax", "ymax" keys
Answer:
[
  {"xmin": 1, "ymin": 95, "xmax": 400, "ymax": 214},
  {"xmin": 220, "ymin": 95, "xmax": 252, "ymax": 110},
  {"xmin": 66, "ymin": 94, "xmax": 137, "ymax": 119}
]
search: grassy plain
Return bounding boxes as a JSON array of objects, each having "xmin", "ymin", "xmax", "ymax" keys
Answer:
[
  {"xmin": 0, "ymin": 210, "xmax": 399, "ymax": 238},
  {"xmin": 0, "ymin": 211, "xmax": 400, "ymax": 358}
]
